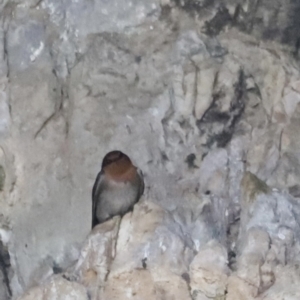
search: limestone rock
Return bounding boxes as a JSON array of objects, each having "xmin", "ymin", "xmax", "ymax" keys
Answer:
[
  {"xmin": 1, "ymin": 0, "xmax": 300, "ymax": 299},
  {"xmin": 189, "ymin": 240, "xmax": 229, "ymax": 299},
  {"xmin": 17, "ymin": 276, "xmax": 88, "ymax": 300},
  {"xmin": 70, "ymin": 217, "xmax": 121, "ymax": 299}
]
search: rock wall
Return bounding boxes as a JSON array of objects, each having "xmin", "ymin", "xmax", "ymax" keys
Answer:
[{"xmin": 0, "ymin": 0, "xmax": 300, "ymax": 299}]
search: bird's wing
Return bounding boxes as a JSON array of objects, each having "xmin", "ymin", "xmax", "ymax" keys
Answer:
[
  {"xmin": 92, "ymin": 170, "xmax": 105, "ymax": 228},
  {"xmin": 137, "ymin": 168, "xmax": 145, "ymax": 198}
]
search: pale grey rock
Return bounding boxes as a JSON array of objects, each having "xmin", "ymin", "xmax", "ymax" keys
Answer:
[
  {"xmin": 227, "ymin": 173, "xmax": 300, "ymax": 300},
  {"xmin": 247, "ymin": 126, "xmax": 281, "ymax": 182},
  {"xmin": 0, "ymin": 0, "xmax": 300, "ymax": 299},
  {"xmin": 6, "ymin": 15, "xmax": 47, "ymax": 74},
  {"xmin": 190, "ymin": 240, "xmax": 229, "ymax": 299},
  {"xmin": 0, "ymin": 86, "xmax": 10, "ymax": 138},
  {"xmin": 101, "ymin": 200, "xmax": 193, "ymax": 300},
  {"xmin": 268, "ymin": 106, "xmax": 300, "ymax": 189},
  {"xmin": 71, "ymin": 216, "xmax": 120, "ymax": 299},
  {"xmin": 17, "ymin": 275, "xmax": 88, "ymax": 300},
  {"xmin": 39, "ymin": 0, "xmax": 160, "ymax": 37}
]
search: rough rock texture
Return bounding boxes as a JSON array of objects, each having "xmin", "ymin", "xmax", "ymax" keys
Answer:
[{"xmin": 0, "ymin": 0, "xmax": 300, "ymax": 299}]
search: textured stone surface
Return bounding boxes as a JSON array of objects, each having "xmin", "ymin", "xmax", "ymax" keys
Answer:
[
  {"xmin": 0, "ymin": 0, "xmax": 300, "ymax": 299},
  {"xmin": 18, "ymin": 275, "xmax": 88, "ymax": 300}
]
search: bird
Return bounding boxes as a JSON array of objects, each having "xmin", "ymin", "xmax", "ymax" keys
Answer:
[{"xmin": 92, "ymin": 150, "xmax": 144, "ymax": 228}]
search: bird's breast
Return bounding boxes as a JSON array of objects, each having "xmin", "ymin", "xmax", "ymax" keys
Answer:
[
  {"xmin": 95, "ymin": 179, "xmax": 139, "ymax": 223},
  {"xmin": 103, "ymin": 179, "xmax": 138, "ymax": 200}
]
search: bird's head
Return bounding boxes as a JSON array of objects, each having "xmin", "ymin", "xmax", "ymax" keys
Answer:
[{"xmin": 101, "ymin": 150, "xmax": 136, "ymax": 181}]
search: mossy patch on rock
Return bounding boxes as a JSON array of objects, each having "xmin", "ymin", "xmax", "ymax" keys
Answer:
[{"xmin": 241, "ymin": 171, "xmax": 270, "ymax": 203}]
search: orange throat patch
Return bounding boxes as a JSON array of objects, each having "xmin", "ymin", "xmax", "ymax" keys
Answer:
[{"xmin": 104, "ymin": 161, "xmax": 137, "ymax": 182}]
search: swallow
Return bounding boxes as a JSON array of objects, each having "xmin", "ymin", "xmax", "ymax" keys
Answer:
[{"xmin": 92, "ymin": 150, "xmax": 144, "ymax": 228}]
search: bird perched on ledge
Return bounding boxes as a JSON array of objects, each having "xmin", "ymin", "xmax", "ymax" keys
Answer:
[{"xmin": 92, "ymin": 150, "xmax": 144, "ymax": 228}]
